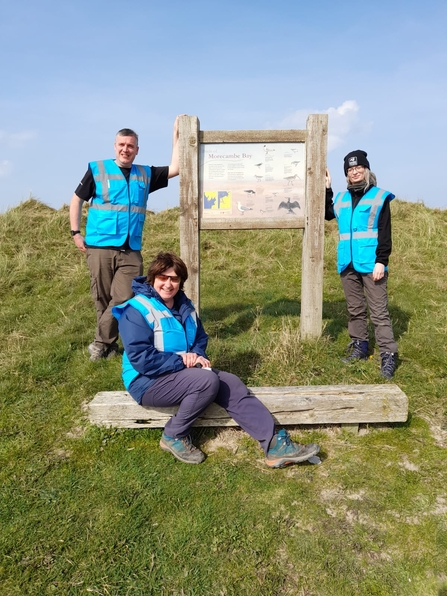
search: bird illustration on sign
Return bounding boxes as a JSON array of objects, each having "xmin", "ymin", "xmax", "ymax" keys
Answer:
[
  {"xmin": 237, "ymin": 202, "xmax": 253, "ymax": 214},
  {"xmin": 284, "ymin": 174, "xmax": 300, "ymax": 185},
  {"xmin": 278, "ymin": 197, "xmax": 300, "ymax": 214}
]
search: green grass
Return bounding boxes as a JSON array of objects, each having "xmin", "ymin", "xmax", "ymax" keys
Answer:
[{"xmin": 1, "ymin": 197, "xmax": 447, "ymax": 595}]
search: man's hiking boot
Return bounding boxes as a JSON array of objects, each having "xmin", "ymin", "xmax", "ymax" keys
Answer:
[
  {"xmin": 106, "ymin": 343, "xmax": 120, "ymax": 359},
  {"xmin": 88, "ymin": 342, "xmax": 119, "ymax": 361},
  {"xmin": 265, "ymin": 429, "xmax": 320, "ymax": 469},
  {"xmin": 160, "ymin": 433, "xmax": 206, "ymax": 464},
  {"xmin": 88, "ymin": 342, "xmax": 108, "ymax": 361},
  {"xmin": 342, "ymin": 340, "xmax": 368, "ymax": 363},
  {"xmin": 381, "ymin": 352, "xmax": 397, "ymax": 379}
]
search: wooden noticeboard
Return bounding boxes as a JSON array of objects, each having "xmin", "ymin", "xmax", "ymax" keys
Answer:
[{"xmin": 178, "ymin": 114, "xmax": 328, "ymax": 338}]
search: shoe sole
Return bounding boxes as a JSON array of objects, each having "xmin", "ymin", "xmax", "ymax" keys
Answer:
[
  {"xmin": 159, "ymin": 439, "xmax": 205, "ymax": 464},
  {"xmin": 265, "ymin": 444, "xmax": 320, "ymax": 469}
]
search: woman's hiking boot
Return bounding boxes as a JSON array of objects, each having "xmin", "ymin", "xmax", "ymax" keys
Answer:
[
  {"xmin": 380, "ymin": 352, "xmax": 397, "ymax": 379},
  {"xmin": 160, "ymin": 433, "xmax": 206, "ymax": 464},
  {"xmin": 265, "ymin": 429, "xmax": 320, "ymax": 468},
  {"xmin": 342, "ymin": 340, "xmax": 368, "ymax": 363}
]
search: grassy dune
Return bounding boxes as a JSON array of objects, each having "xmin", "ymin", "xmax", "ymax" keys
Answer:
[{"xmin": 1, "ymin": 197, "xmax": 446, "ymax": 595}]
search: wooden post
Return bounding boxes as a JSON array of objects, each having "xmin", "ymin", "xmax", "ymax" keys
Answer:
[
  {"xmin": 179, "ymin": 115, "xmax": 200, "ymax": 312},
  {"xmin": 300, "ymin": 114, "xmax": 328, "ymax": 338}
]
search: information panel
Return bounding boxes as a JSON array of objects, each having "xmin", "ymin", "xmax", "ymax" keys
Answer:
[{"xmin": 200, "ymin": 142, "xmax": 305, "ymax": 220}]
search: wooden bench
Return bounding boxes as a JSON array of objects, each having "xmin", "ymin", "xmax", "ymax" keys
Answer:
[{"xmin": 87, "ymin": 384, "xmax": 408, "ymax": 433}]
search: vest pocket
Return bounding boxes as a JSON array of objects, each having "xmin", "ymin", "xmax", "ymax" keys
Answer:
[
  {"xmin": 337, "ymin": 241, "xmax": 351, "ymax": 272},
  {"xmin": 353, "ymin": 238, "xmax": 377, "ymax": 272},
  {"xmin": 136, "ymin": 181, "xmax": 148, "ymax": 204},
  {"xmin": 89, "ymin": 210, "xmax": 119, "ymax": 235},
  {"xmin": 130, "ymin": 213, "xmax": 145, "ymax": 243}
]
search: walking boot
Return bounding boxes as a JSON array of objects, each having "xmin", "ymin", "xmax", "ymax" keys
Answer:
[
  {"xmin": 265, "ymin": 429, "xmax": 320, "ymax": 468},
  {"xmin": 106, "ymin": 342, "xmax": 120, "ymax": 359},
  {"xmin": 88, "ymin": 342, "xmax": 108, "ymax": 361},
  {"xmin": 160, "ymin": 433, "xmax": 206, "ymax": 464},
  {"xmin": 342, "ymin": 340, "xmax": 368, "ymax": 363},
  {"xmin": 380, "ymin": 352, "xmax": 397, "ymax": 379}
]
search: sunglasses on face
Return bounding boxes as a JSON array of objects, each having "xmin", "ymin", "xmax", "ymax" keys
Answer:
[{"xmin": 156, "ymin": 274, "xmax": 181, "ymax": 284}]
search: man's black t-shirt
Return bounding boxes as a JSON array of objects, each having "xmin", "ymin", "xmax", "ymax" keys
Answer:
[{"xmin": 74, "ymin": 164, "xmax": 169, "ymax": 201}]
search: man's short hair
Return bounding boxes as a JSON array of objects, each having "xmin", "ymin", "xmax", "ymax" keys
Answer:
[{"xmin": 116, "ymin": 128, "xmax": 139, "ymax": 144}]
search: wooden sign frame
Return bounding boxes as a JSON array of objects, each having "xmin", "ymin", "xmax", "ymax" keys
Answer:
[{"xmin": 179, "ymin": 114, "xmax": 328, "ymax": 338}]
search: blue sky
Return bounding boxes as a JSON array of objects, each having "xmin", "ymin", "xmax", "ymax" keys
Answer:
[{"xmin": 1, "ymin": 0, "xmax": 446, "ymax": 213}]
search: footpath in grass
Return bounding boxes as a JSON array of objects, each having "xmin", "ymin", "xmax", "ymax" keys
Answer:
[{"xmin": 1, "ymin": 199, "xmax": 447, "ymax": 595}]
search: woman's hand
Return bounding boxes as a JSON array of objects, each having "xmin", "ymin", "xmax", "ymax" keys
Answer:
[
  {"xmin": 181, "ymin": 353, "xmax": 211, "ymax": 368},
  {"xmin": 372, "ymin": 263, "xmax": 385, "ymax": 282},
  {"xmin": 196, "ymin": 355, "xmax": 211, "ymax": 368},
  {"xmin": 326, "ymin": 169, "xmax": 332, "ymax": 189}
]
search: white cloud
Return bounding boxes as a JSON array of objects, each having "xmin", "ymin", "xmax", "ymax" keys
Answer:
[
  {"xmin": 0, "ymin": 160, "xmax": 13, "ymax": 177},
  {"xmin": 326, "ymin": 100, "xmax": 372, "ymax": 150},
  {"xmin": 277, "ymin": 100, "xmax": 373, "ymax": 151},
  {"xmin": 0, "ymin": 130, "xmax": 37, "ymax": 148}
]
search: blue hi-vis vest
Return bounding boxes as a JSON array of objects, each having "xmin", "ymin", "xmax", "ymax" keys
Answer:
[
  {"xmin": 85, "ymin": 159, "xmax": 151, "ymax": 249},
  {"xmin": 333, "ymin": 186, "xmax": 394, "ymax": 274},
  {"xmin": 112, "ymin": 295, "xmax": 199, "ymax": 390}
]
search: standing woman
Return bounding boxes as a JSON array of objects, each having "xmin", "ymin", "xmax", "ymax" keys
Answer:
[
  {"xmin": 112, "ymin": 251, "xmax": 320, "ymax": 466},
  {"xmin": 325, "ymin": 150, "xmax": 398, "ymax": 379}
]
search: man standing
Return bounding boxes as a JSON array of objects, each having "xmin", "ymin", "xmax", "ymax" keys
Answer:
[{"xmin": 69, "ymin": 116, "xmax": 181, "ymax": 361}]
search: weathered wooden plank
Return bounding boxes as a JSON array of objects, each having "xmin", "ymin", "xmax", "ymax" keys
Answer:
[
  {"xmin": 199, "ymin": 130, "xmax": 307, "ymax": 144},
  {"xmin": 200, "ymin": 217, "xmax": 305, "ymax": 230},
  {"xmin": 300, "ymin": 114, "xmax": 328, "ymax": 339},
  {"xmin": 179, "ymin": 115, "xmax": 201, "ymax": 312},
  {"xmin": 86, "ymin": 385, "xmax": 408, "ymax": 429}
]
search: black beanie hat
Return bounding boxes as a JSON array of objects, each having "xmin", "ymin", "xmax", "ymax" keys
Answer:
[{"xmin": 344, "ymin": 150, "xmax": 370, "ymax": 175}]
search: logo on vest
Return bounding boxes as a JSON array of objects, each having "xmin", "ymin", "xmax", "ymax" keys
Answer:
[{"xmin": 348, "ymin": 156, "xmax": 358, "ymax": 167}]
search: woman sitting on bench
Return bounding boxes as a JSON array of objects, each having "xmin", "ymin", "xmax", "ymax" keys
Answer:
[{"xmin": 112, "ymin": 251, "xmax": 320, "ymax": 467}]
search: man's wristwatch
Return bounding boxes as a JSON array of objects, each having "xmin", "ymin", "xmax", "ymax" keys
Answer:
[{"xmin": 70, "ymin": 230, "xmax": 81, "ymax": 237}]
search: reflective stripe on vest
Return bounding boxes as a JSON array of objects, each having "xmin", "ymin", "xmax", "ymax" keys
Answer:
[{"xmin": 130, "ymin": 295, "xmax": 198, "ymax": 354}]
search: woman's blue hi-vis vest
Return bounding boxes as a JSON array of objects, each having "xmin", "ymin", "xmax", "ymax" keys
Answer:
[
  {"xmin": 112, "ymin": 295, "xmax": 199, "ymax": 390},
  {"xmin": 333, "ymin": 186, "xmax": 394, "ymax": 274},
  {"xmin": 85, "ymin": 159, "xmax": 151, "ymax": 249}
]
